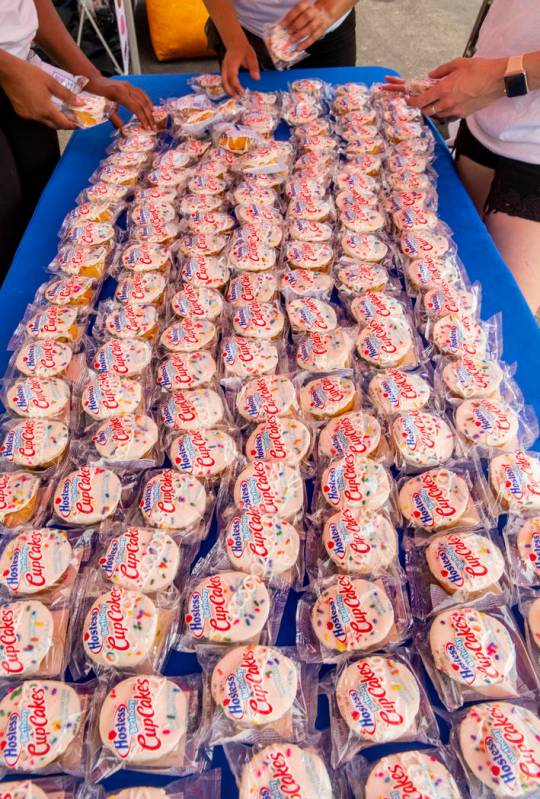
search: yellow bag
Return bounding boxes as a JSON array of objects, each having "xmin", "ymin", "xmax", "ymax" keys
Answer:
[{"xmin": 146, "ymin": 0, "xmax": 215, "ymax": 61}]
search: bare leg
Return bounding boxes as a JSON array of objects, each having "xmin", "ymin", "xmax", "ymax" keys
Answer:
[
  {"xmin": 456, "ymin": 155, "xmax": 495, "ymax": 216},
  {"xmin": 486, "ymin": 211, "xmax": 540, "ymax": 314}
]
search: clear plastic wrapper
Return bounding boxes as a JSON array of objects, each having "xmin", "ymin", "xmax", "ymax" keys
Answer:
[
  {"xmin": 86, "ymin": 336, "xmax": 153, "ymax": 380},
  {"xmin": 453, "ymin": 398, "xmax": 538, "ymax": 457},
  {"xmin": 402, "ymin": 252, "xmax": 469, "ymax": 296},
  {"xmin": 229, "ymin": 457, "xmax": 306, "ymax": 525},
  {"xmin": 114, "ymin": 241, "xmax": 174, "ymax": 275},
  {"xmin": 346, "ymin": 745, "xmax": 469, "ymax": 799},
  {"xmin": 346, "ymin": 290, "xmax": 411, "ymax": 330},
  {"xmin": 406, "ymin": 529, "xmax": 511, "ymax": 619},
  {"xmin": 158, "ymin": 386, "xmax": 231, "ymax": 434},
  {"xmin": 488, "ymin": 449, "xmax": 540, "ymax": 515},
  {"xmin": 280, "ymin": 268, "xmax": 334, "ymax": 301},
  {"xmin": 317, "ymin": 408, "xmax": 392, "ymax": 465},
  {"xmin": 295, "ymin": 327, "xmax": 357, "ymax": 373},
  {"xmin": 88, "ymin": 673, "xmax": 209, "ymax": 779},
  {"xmin": 435, "ymin": 354, "xmax": 522, "ymax": 406},
  {"xmin": 355, "ymin": 316, "xmax": 425, "ymax": 371},
  {"xmin": 0, "ymin": 471, "xmax": 51, "ymax": 529},
  {"xmin": 314, "ymin": 452, "xmax": 395, "ymax": 517},
  {"xmin": 129, "ymin": 199, "xmax": 177, "ymax": 227},
  {"xmin": 60, "ymin": 200, "xmax": 125, "ymax": 231},
  {"xmin": 70, "ymin": 566, "xmax": 180, "ymax": 679},
  {"xmin": 417, "ymin": 603, "xmax": 539, "ymax": 711},
  {"xmin": 389, "ymin": 408, "xmax": 457, "ymax": 473},
  {"xmin": 306, "ymin": 507, "xmax": 399, "ymax": 582},
  {"xmin": 158, "ymin": 318, "xmax": 218, "ymax": 358},
  {"xmin": 6, "ymin": 336, "xmax": 76, "ymax": 384},
  {"xmin": 78, "ymin": 368, "xmax": 148, "ymax": 423},
  {"xmin": 0, "ymin": 415, "xmax": 70, "ymax": 477},
  {"xmin": 225, "ymin": 733, "xmax": 346, "ymax": 799},
  {"xmin": 167, "ymin": 426, "xmax": 241, "ymax": 482},
  {"xmin": 188, "ymin": 73, "xmax": 227, "ymax": 100},
  {"xmin": 50, "ymin": 462, "xmax": 137, "ymax": 528},
  {"xmin": 47, "ymin": 243, "xmax": 111, "ymax": 279},
  {"xmin": 193, "ymin": 510, "xmax": 304, "ymax": 589},
  {"xmin": 296, "ymin": 572, "xmax": 412, "ymax": 663},
  {"xmin": 450, "ymin": 699, "xmax": 540, "ymax": 799},
  {"xmin": 115, "ymin": 270, "xmax": 168, "ymax": 307},
  {"xmin": 34, "ymin": 275, "xmax": 100, "ymax": 310},
  {"xmin": 0, "ymin": 678, "xmax": 94, "ymax": 777},
  {"xmin": 197, "ymin": 643, "xmax": 317, "ymax": 744},
  {"xmin": 128, "ymin": 220, "xmax": 181, "ymax": 247},
  {"xmin": 264, "ymin": 24, "xmax": 308, "ymax": 70},
  {"xmin": 324, "ymin": 648, "xmax": 440, "ymax": 766},
  {"xmin": 415, "ymin": 282, "xmax": 482, "ymax": 332},
  {"xmin": 503, "ymin": 514, "xmax": 540, "ymax": 589},
  {"xmin": 294, "ymin": 369, "xmax": 359, "ymax": 422},
  {"xmin": 333, "ymin": 257, "xmax": 402, "ymax": 296},
  {"xmin": 366, "ymin": 365, "xmax": 436, "ymax": 416},
  {"xmin": 71, "ymin": 411, "xmax": 163, "ymax": 473},
  {"xmin": 82, "ymin": 770, "xmax": 222, "ymax": 799},
  {"xmin": 226, "ymin": 373, "xmax": 299, "ymax": 427},
  {"xmin": 425, "ymin": 312, "xmax": 502, "ymax": 361},
  {"xmin": 1, "ymin": 376, "xmax": 72, "ymax": 425},
  {"xmin": 156, "ymin": 351, "xmax": 218, "ymax": 392},
  {"xmin": 397, "ymin": 460, "xmax": 493, "ymax": 534},
  {"xmin": 9, "ymin": 303, "xmax": 89, "ymax": 349},
  {"xmin": 219, "ymin": 336, "xmax": 285, "ymax": 382},
  {"xmin": 0, "ymin": 775, "xmax": 80, "ymax": 799},
  {"xmin": 226, "ymin": 271, "xmax": 279, "ymax": 307},
  {"xmin": 177, "ymin": 568, "xmax": 288, "ymax": 652},
  {"xmin": 92, "ymin": 300, "xmax": 162, "ymax": 345},
  {"xmin": 180, "ymin": 254, "xmax": 230, "ymax": 292}
]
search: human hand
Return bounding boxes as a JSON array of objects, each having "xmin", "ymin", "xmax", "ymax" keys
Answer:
[
  {"xmin": 409, "ymin": 56, "xmax": 506, "ymax": 119},
  {"xmin": 221, "ymin": 34, "xmax": 260, "ymax": 96},
  {"xmin": 85, "ymin": 75, "xmax": 155, "ymax": 129},
  {"xmin": 1, "ymin": 58, "xmax": 81, "ymax": 129},
  {"xmin": 281, "ymin": 0, "xmax": 332, "ymax": 49},
  {"xmin": 382, "ymin": 76, "xmax": 407, "ymax": 93}
]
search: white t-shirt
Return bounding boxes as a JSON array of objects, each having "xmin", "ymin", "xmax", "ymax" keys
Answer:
[
  {"xmin": 233, "ymin": 0, "xmax": 348, "ymax": 39},
  {"xmin": 0, "ymin": 0, "xmax": 38, "ymax": 60},
  {"xmin": 467, "ymin": 0, "xmax": 540, "ymax": 164}
]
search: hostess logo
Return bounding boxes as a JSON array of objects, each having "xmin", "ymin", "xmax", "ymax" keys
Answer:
[
  {"xmin": 227, "ymin": 516, "xmax": 245, "ymax": 558},
  {"xmin": 5, "ymin": 548, "xmax": 22, "ymax": 590},
  {"xmin": 111, "ymin": 703, "xmax": 131, "ymax": 757},
  {"xmin": 186, "ymin": 591, "xmax": 204, "ymax": 637},
  {"xmin": 412, "ymin": 489, "xmax": 435, "ymax": 526},
  {"xmin": 223, "ymin": 673, "xmax": 244, "ymax": 719},
  {"xmin": 485, "ymin": 729, "xmax": 518, "ymax": 787},
  {"xmin": 348, "ymin": 686, "xmax": 377, "ymax": 735},
  {"xmin": 100, "ymin": 537, "xmax": 122, "ymax": 577},
  {"xmin": 437, "ymin": 544, "xmax": 465, "ymax": 587},
  {"xmin": 444, "ymin": 637, "xmax": 476, "ymax": 684},
  {"xmin": 85, "ymin": 607, "xmax": 103, "ymax": 653},
  {"xmin": 3, "ymin": 712, "xmax": 21, "ymax": 766}
]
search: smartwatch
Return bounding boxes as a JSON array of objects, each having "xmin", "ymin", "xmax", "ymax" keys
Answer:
[{"xmin": 504, "ymin": 54, "xmax": 529, "ymax": 97}]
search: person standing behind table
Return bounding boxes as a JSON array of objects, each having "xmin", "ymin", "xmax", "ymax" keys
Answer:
[
  {"xmin": 203, "ymin": 0, "xmax": 359, "ymax": 96},
  {"xmin": 0, "ymin": 0, "xmax": 154, "ymax": 282},
  {"xmin": 385, "ymin": 0, "xmax": 540, "ymax": 313}
]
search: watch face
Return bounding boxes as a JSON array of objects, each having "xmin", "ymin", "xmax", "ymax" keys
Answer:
[{"xmin": 505, "ymin": 72, "xmax": 528, "ymax": 97}]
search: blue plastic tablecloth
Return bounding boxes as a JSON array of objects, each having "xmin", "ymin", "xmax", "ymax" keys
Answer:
[{"xmin": 1, "ymin": 66, "xmax": 539, "ymax": 795}]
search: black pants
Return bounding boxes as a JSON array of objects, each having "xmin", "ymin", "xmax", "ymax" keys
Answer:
[
  {"xmin": 207, "ymin": 9, "xmax": 357, "ymax": 71},
  {"xmin": 0, "ymin": 88, "xmax": 60, "ymax": 282}
]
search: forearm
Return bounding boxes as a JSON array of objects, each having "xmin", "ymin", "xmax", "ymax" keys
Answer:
[
  {"xmin": 203, "ymin": 0, "xmax": 246, "ymax": 47},
  {"xmin": 0, "ymin": 49, "xmax": 23, "ymax": 86},
  {"xmin": 470, "ymin": 50, "xmax": 540, "ymax": 100},
  {"xmin": 523, "ymin": 51, "xmax": 540, "ymax": 90},
  {"xmin": 33, "ymin": 0, "xmax": 101, "ymax": 80}
]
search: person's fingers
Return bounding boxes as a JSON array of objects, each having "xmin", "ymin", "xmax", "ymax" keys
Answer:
[
  {"xmin": 130, "ymin": 86, "xmax": 155, "ymax": 128},
  {"xmin": 44, "ymin": 106, "xmax": 78, "ymax": 130},
  {"xmin": 289, "ymin": 16, "xmax": 318, "ymax": 44},
  {"xmin": 221, "ymin": 62, "xmax": 233, "ymax": 97},
  {"xmin": 109, "ymin": 110, "xmax": 123, "ymax": 129},
  {"xmin": 281, "ymin": 0, "xmax": 310, "ymax": 29},
  {"xmin": 429, "ymin": 58, "xmax": 461, "ymax": 79},
  {"xmin": 47, "ymin": 76, "xmax": 82, "ymax": 107},
  {"xmin": 381, "ymin": 83, "xmax": 407, "ymax": 93},
  {"xmin": 226, "ymin": 58, "xmax": 243, "ymax": 96},
  {"xmin": 246, "ymin": 48, "xmax": 261, "ymax": 81},
  {"xmin": 300, "ymin": 24, "xmax": 325, "ymax": 49},
  {"xmin": 408, "ymin": 84, "xmax": 440, "ymax": 109},
  {"xmin": 287, "ymin": 6, "xmax": 315, "ymax": 34},
  {"xmin": 384, "ymin": 76, "xmax": 405, "ymax": 84}
]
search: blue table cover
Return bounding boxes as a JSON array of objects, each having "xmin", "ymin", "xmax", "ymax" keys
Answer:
[{"xmin": 0, "ymin": 66, "xmax": 539, "ymax": 796}]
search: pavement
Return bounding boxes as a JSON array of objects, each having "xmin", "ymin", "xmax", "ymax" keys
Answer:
[{"xmin": 136, "ymin": 0, "xmax": 483, "ymax": 78}]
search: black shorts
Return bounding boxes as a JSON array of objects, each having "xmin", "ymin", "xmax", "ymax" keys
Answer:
[
  {"xmin": 206, "ymin": 10, "xmax": 356, "ymax": 72},
  {"xmin": 454, "ymin": 119, "xmax": 540, "ymax": 222}
]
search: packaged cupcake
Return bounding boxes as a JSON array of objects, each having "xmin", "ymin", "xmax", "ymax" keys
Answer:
[
  {"xmin": 0, "ymin": 471, "xmax": 44, "ymax": 528},
  {"xmin": 136, "ymin": 468, "xmax": 209, "ymax": 538},
  {"xmin": 398, "ymin": 462, "xmax": 492, "ymax": 534},
  {"xmin": 48, "ymin": 243, "xmax": 110, "ymax": 279},
  {"xmin": 367, "ymin": 366, "xmax": 433, "ymax": 416},
  {"xmin": 159, "ymin": 388, "xmax": 227, "ymax": 433},
  {"xmin": 84, "ymin": 771, "xmax": 221, "ymax": 799},
  {"xmin": 326, "ymin": 649, "xmax": 440, "ymax": 765},
  {"xmin": 179, "ymin": 569, "xmax": 287, "ymax": 651},
  {"xmin": 452, "ymin": 700, "xmax": 540, "ymax": 799},
  {"xmin": 171, "ymin": 285, "xmax": 224, "ymax": 322},
  {"xmin": 156, "ymin": 351, "xmax": 217, "ymax": 392},
  {"xmin": 168, "ymin": 428, "xmax": 239, "ymax": 480},
  {"xmin": 318, "ymin": 410, "xmax": 391, "ymax": 463},
  {"xmin": 454, "ymin": 399, "xmax": 537, "ymax": 456},
  {"xmin": 220, "ymin": 336, "xmax": 280, "ymax": 380},
  {"xmin": 93, "ymin": 301, "xmax": 160, "ymax": 344},
  {"xmin": 356, "ymin": 317, "xmax": 421, "ymax": 370},
  {"xmin": 197, "ymin": 509, "xmax": 303, "ymax": 588},
  {"xmin": 119, "ymin": 242, "xmax": 173, "ymax": 274},
  {"xmin": 244, "ymin": 415, "xmax": 312, "ymax": 471},
  {"xmin": 181, "ymin": 254, "xmax": 230, "ymax": 291},
  {"xmin": 503, "ymin": 515, "xmax": 540, "ymax": 589},
  {"xmin": 0, "ymin": 679, "xmax": 93, "ymax": 776},
  {"xmin": 0, "ymin": 776, "xmax": 80, "ymax": 799},
  {"xmin": 75, "ymin": 412, "xmax": 161, "ymax": 471},
  {"xmin": 347, "ymin": 746, "xmax": 467, "ymax": 799},
  {"xmin": 307, "ymin": 508, "xmax": 399, "ymax": 580},
  {"xmin": 226, "ymin": 271, "xmax": 279, "ymax": 307},
  {"xmin": 280, "ymin": 268, "xmax": 334, "ymax": 301},
  {"xmin": 296, "ymin": 573, "xmax": 411, "ymax": 663},
  {"xmin": 390, "ymin": 409, "xmax": 455, "ymax": 471},
  {"xmin": 233, "ymin": 375, "xmax": 298, "ymax": 425},
  {"xmin": 51, "ymin": 464, "xmax": 123, "ymax": 526},
  {"xmin": 489, "ymin": 450, "xmax": 540, "ymax": 515},
  {"xmin": 11, "ymin": 303, "xmax": 87, "ymax": 347},
  {"xmin": 80, "ymin": 370, "xmax": 145, "ymax": 422},
  {"xmin": 318, "ymin": 454, "xmax": 393, "ymax": 515},
  {"xmin": 418, "ymin": 604, "xmax": 539, "ymax": 710},
  {"xmin": 230, "ymin": 301, "xmax": 285, "ymax": 341},
  {"xmin": 89, "ymin": 673, "xmax": 208, "ymax": 778},
  {"xmin": 0, "ymin": 417, "xmax": 69, "ymax": 474},
  {"xmin": 296, "ymin": 328, "xmax": 357, "ymax": 373},
  {"xmin": 71, "ymin": 571, "xmax": 180, "ymax": 678},
  {"xmin": 226, "ymin": 738, "xmax": 340, "ymax": 799},
  {"xmin": 232, "ymin": 460, "xmax": 305, "ymax": 521},
  {"xmin": 296, "ymin": 372, "xmax": 358, "ymax": 422},
  {"xmin": 160, "ymin": 319, "xmax": 217, "ymax": 355},
  {"xmin": 197, "ymin": 644, "xmax": 316, "ymax": 744},
  {"xmin": 406, "ymin": 529, "xmax": 510, "ymax": 619},
  {"xmin": 9, "ymin": 340, "xmax": 76, "ymax": 381},
  {"xmin": 91, "ymin": 338, "xmax": 153, "ymax": 379}
]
